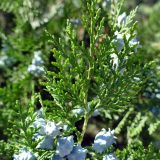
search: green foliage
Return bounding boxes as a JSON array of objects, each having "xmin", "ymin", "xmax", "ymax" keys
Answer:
[
  {"xmin": 138, "ymin": 1, "xmax": 160, "ymax": 54},
  {"xmin": 116, "ymin": 142, "xmax": 160, "ymax": 160},
  {"xmin": 0, "ymin": 0, "xmax": 160, "ymax": 159}
]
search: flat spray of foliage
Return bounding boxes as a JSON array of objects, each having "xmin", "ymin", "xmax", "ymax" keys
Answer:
[{"xmin": 0, "ymin": 0, "xmax": 160, "ymax": 159}]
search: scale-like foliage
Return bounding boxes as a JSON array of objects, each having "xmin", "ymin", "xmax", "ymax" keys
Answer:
[{"xmin": 0, "ymin": 0, "xmax": 159, "ymax": 159}]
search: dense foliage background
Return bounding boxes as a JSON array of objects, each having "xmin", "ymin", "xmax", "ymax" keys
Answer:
[{"xmin": 0, "ymin": 0, "xmax": 160, "ymax": 159}]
